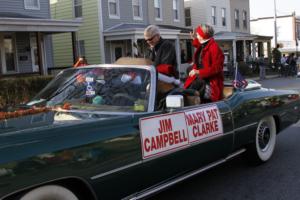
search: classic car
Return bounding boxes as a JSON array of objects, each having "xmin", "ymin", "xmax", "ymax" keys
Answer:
[{"xmin": 1, "ymin": 58, "xmax": 300, "ymax": 200}]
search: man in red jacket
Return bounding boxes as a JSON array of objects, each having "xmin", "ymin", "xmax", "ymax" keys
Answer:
[{"xmin": 184, "ymin": 24, "xmax": 224, "ymax": 102}]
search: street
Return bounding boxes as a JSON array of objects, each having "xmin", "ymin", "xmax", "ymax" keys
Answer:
[{"xmin": 149, "ymin": 76, "xmax": 300, "ymax": 200}]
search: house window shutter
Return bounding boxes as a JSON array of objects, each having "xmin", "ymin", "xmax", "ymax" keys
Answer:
[
  {"xmin": 154, "ymin": 0, "xmax": 162, "ymax": 19},
  {"xmin": 109, "ymin": 0, "xmax": 119, "ymax": 18},
  {"xmin": 133, "ymin": 0, "xmax": 142, "ymax": 19},
  {"xmin": 74, "ymin": 0, "xmax": 82, "ymax": 18}
]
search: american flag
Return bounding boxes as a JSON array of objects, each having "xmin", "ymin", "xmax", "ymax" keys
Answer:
[{"xmin": 233, "ymin": 69, "xmax": 248, "ymax": 89}]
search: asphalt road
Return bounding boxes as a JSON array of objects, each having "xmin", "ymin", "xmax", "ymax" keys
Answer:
[{"xmin": 149, "ymin": 76, "xmax": 300, "ymax": 200}]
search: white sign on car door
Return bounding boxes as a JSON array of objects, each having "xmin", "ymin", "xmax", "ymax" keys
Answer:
[{"xmin": 140, "ymin": 104, "xmax": 224, "ymax": 159}]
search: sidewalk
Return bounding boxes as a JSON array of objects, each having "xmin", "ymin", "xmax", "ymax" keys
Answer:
[
  {"xmin": 251, "ymin": 74, "xmax": 279, "ymax": 81},
  {"xmin": 224, "ymin": 73, "xmax": 279, "ymax": 82}
]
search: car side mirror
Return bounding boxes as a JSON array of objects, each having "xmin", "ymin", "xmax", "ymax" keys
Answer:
[{"xmin": 166, "ymin": 95, "xmax": 184, "ymax": 109}]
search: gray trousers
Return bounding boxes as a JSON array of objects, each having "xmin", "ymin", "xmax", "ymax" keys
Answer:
[{"xmin": 259, "ymin": 65, "xmax": 266, "ymax": 79}]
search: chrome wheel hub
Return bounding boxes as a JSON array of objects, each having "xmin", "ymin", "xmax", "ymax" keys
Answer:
[{"xmin": 258, "ymin": 122, "xmax": 271, "ymax": 151}]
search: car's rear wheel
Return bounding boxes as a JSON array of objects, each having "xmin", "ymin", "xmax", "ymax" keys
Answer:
[
  {"xmin": 20, "ymin": 185, "xmax": 79, "ymax": 200},
  {"xmin": 246, "ymin": 116, "xmax": 277, "ymax": 164}
]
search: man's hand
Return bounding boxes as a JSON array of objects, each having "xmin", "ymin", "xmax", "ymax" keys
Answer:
[
  {"xmin": 190, "ymin": 30, "xmax": 196, "ymax": 40},
  {"xmin": 189, "ymin": 69, "xmax": 199, "ymax": 77}
]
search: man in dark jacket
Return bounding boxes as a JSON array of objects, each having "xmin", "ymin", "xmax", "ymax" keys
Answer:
[
  {"xmin": 144, "ymin": 25, "xmax": 181, "ymax": 109},
  {"xmin": 144, "ymin": 25, "xmax": 179, "ymax": 79}
]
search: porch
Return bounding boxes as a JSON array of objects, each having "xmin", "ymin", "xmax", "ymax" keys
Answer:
[{"xmin": 0, "ymin": 15, "xmax": 81, "ymax": 77}]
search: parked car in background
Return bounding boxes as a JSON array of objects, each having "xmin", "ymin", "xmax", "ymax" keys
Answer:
[{"xmin": 1, "ymin": 58, "xmax": 300, "ymax": 200}]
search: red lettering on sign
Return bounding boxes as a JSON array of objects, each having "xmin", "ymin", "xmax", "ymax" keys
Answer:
[
  {"xmin": 151, "ymin": 137, "xmax": 157, "ymax": 150},
  {"xmin": 155, "ymin": 135, "xmax": 164, "ymax": 149},
  {"xmin": 212, "ymin": 108, "xmax": 219, "ymax": 119},
  {"xmin": 196, "ymin": 111, "xmax": 206, "ymax": 123},
  {"xmin": 163, "ymin": 134, "xmax": 169, "ymax": 145},
  {"xmin": 206, "ymin": 109, "xmax": 219, "ymax": 121},
  {"xmin": 186, "ymin": 111, "xmax": 208, "ymax": 126},
  {"xmin": 143, "ymin": 129, "xmax": 188, "ymax": 154},
  {"xmin": 192, "ymin": 113, "xmax": 199, "ymax": 124},
  {"xmin": 169, "ymin": 132, "xmax": 174, "ymax": 145},
  {"xmin": 185, "ymin": 114, "xmax": 194, "ymax": 126},
  {"xmin": 174, "ymin": 131, "xmax": 179, "ymax": 144},
  {"xmin": 158, "ymin": 118, "xmax": 173, "ymax": 134},
  {"xmin": 181, "ymin": 129, "xmax": 188, "ymax": 142},
  {"xmin": 144, "ymin": 138, "xmax": 150, "ymax": 152}
]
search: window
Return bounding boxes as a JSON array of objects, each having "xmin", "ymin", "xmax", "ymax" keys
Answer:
[
  {"xmin": 154, "ymin": 0, "xmax": 162, "ymax": 20},
  {"xmin": 133, "ymin": 0, "xmax": 143, "ymax": 20},
  {"xmin": 24, "ymin": 0, "xmax": 40, "ymax": 10},
  {"xmin": 211, "ymin": 6, "xmax": 216, "ymax": 25},
  {"xmin": 173, "ymin": 0, "xmax": 179, "ymax": 21},
  {"xmin": 234, "ymin": 9, "xmax": 239, "ymax": 28},
  {"xmin": 243, "ymin": 10, "xmax": 247, "ymax": 29},
  {"xmin": 77, "ymin": 40, "xmax": 86, "ymax": 57},
  {"xmin": 185, "ymin": 8, "xmax": 191, "ymax": 26},
  {"xmin": 74, "ymin": 0, "xmax": 82, "ymax": 18},
  {"xmin": 221, "ymin": 8, "xmax": 226, "ymax": 26},
  {"xmin": 108, "ymin": 0, "xmax": 120, "ymax": 18},
  {"xmin": 30, "ymin": 33, "xmax": 39, "ymax": 72}
]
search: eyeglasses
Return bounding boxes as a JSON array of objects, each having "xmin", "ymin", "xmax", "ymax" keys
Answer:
[{"xmin": 145, "ymin": 35, "xmax": 157, "ymax": 42}]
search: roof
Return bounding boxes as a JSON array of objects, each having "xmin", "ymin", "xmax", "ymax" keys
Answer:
[
  {"xmin": 0, "ymin": 12, "xmax": 82, "ymax": 33},
  {"xmin": 214, "ymin": 31, "xmax": 272, "ymax": 41},
  {"xmin": 0, "ymin": 12, "xmax": 42, "ymax": 19},
  {"xmin": 250, "ymin": 14, "xmax": 300, "ymax": 22},
  {"xmin": 103, "ymin": 23, "xmax": 191, "ymax": 40},
  {"xmin": 104, "ymin": 23, "xmax": 191, "ymax": 33}
]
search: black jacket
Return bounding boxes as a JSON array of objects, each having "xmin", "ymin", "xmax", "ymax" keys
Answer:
[{"xmin": 146, "ymin": 38, "xmax": 178, "ymax": 78}]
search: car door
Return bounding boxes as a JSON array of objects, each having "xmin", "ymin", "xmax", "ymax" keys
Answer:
[{"xmin": 132, "ymin": 100, "xmax": 234, "ymax": 192}]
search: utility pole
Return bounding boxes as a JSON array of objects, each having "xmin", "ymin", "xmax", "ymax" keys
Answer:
[
  {"xmin": 294, "ymin": 12, "xmax": 298, "ymax": 58},
  {"xmin": 274, "ymin": 0, "xmax": 278, "ymax": 47}
]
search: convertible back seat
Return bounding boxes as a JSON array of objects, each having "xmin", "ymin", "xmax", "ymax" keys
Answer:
[
  {"xmin": 158, "ymin": 81, "xmax": 234, "ymax": 108},
  {"xmin": 115, "ymin": 57, "xmax": 153, "ymax": 65}
]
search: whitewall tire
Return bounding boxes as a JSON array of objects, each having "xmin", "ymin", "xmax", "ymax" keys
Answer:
[
  {"xmin": 20, "ymin": 185, "xmax": 79, "ymax": 200},
  {"xmin": 247, "ymin": 116, "xmax": 277, "ymax": 164}
]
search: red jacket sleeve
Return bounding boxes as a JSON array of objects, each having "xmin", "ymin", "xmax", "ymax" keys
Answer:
[{"xmin": 156, "ymin": 64, "xmax": 175, "ymax": 76}]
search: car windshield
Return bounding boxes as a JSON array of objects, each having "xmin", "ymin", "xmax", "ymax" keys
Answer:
[{"xmin": 28, "ymin": 66, "xmax": 151, "ymax": 113}]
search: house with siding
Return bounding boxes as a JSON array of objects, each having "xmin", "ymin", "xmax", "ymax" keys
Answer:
[
  {"xmin": 184, "ymin": 0, "xmax": 272, "ymax": 68},
  {"xmin": 51, "ymin": 0, "xmax": 101, "ymax": 67},
  {"xmin": 51, "ymin": 0, "xmax": 191, "ymax": 69},
  {"xmin": 0, "ymin": 0, "xmax": 81, "ymax": 76}
]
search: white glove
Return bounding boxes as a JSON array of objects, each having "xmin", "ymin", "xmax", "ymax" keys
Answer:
[{"xmin": 158, "ymin": 73, "xmax": 181, "ymax": 85}]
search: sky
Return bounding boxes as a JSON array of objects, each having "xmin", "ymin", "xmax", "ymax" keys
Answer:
[{"xmin": 250, "ymin": 0, "xmax": 300, "ymax": 19}]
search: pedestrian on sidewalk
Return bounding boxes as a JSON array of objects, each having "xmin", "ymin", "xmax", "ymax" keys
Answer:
[
  {"xmin": 280, "ymin": 54, "xmax": 288, "ymax": 77},
  {"xmin": 287, "ymin": 53, "xmax": 297, "ymax": 76},
  {"xmin": 258, "ymin": 55, "xmax": 266, "ymax": 80},
  {"xmin": 272, "ymin": 44, "xmax": 282, "ymax": 71}
]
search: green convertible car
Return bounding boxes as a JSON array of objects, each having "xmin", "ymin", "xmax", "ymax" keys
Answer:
[{"xmin": 1, "ymin": 58, "xmax": 300, "ymax": 200}]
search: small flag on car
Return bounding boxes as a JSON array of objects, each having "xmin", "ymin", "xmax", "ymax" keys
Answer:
[{"xmin": 233, "ymin": 68, "xmax": 248, "ymax": 89}]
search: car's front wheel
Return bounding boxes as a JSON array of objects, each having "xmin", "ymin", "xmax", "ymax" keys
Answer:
[
  {"xmin": 20, "ymin": 185, "xmax": 79, "ymax": 200},
  {"xmin": 246, "ymin": 116, "xmax": 277, "ymax": 164}
]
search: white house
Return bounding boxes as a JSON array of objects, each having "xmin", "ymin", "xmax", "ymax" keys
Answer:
[{"xmin": 251, "ymin": 13, "xmax": 300, "ymax": 54}]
